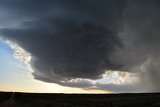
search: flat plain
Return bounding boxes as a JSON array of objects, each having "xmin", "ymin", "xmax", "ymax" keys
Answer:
[{"xmin": 0, "ymin": 92, "xmax": 160, "ymax": 107}]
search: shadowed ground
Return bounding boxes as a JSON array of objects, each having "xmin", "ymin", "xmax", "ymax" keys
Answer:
[{"xmin": 0, "ymin": 92, "xmax": 160, "ymax": 107}]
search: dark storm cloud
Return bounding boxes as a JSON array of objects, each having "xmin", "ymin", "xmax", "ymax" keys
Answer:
[
  {"xmin": 0, "ymin": 0, "xmax": 126, "ymax": 81},
  {"xmin": 0, "ymin": 0, "xmax": 160, "ymax": 91}
]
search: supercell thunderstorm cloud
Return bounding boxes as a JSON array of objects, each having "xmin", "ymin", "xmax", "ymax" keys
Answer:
[{"xmin": 0, "ymin": 0, "xmax": 160, "ymax": 92}]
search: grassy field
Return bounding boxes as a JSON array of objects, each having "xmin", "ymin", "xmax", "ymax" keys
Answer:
[{"xmin": 0, "ymin": 92, "xmax": 160, "ymax": 107}]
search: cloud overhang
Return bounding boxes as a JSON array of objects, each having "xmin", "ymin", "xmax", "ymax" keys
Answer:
[{"xmin": 0, "ymin": 0, "xmax": 160, "ymax": 92}]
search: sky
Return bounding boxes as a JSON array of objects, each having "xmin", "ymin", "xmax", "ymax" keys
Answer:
[{"xmin": 0, "ymin": 0, "xmax": 160, "ymax": 93}]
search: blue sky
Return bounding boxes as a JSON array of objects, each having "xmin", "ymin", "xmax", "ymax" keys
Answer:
[{"xmin": 0, "ymin": 39, "xmax": 32, "ymax": 90}]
